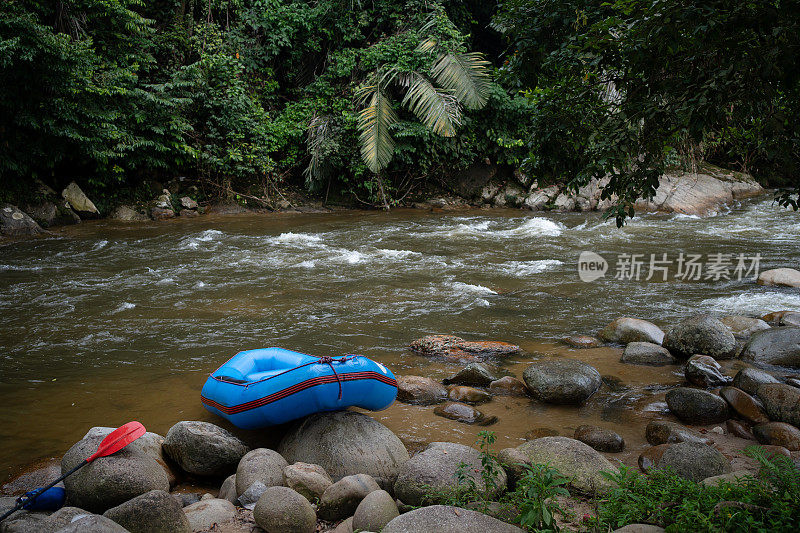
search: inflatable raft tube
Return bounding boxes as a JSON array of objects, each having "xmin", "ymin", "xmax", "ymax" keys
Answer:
[{"xmin": 201, "ymin": 347, "xmax": 398, "ymax": 429}]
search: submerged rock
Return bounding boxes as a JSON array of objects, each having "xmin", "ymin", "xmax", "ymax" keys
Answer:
[
  {"xmin": 665, "ymin": 387, "xmax": 729, "ymax": 425},
  {"xmin": 573, "ymin": 425, "xmax": 625, "ymax": 453},
  {"xmin": 741, "ymin": 327, "xmax": 800, "ymax": 367},
  {"xmin": 394, "ymin": 442, "xmax": 507, "ymax": 506},
  {"xmin": 522, "ymin": 359, "xmax": 602, "ymax": 404},
  {"xmin": 447, "ymin": 385, "xmax": 491, "ymax": 404},
  {"xmin": 382, "ymin": 505, "xmax": 524, "ymax": 533},
  {"xmin": 163, "ymin": 420, "xmax": 249, "ymax": 477},
  {"xmin": 410, "ymin": 335, "xmax": 519, "ymax": 359},
  {"xmin": 562, "ymin": 335, "xmax": 602, "ymax": 349},
  {"xmin": 516, "ymin": 437, "xmax": 615, "ymax": 494},
  {"xmin": 396, "ymin": 375, "xmax": 447, "ymax": 405},
  {"xmin": 433, "ymin": 401, "xmax": 497, "ymax": 425},
  {"xmin": 757, "ymin": 268, "xmax": 800, "ymax": 288},
  {"xmin": 598, "ymin": 317, "xmax": 664, "ymax": 345},
  {"xmin": 278, "ymin": 411, "xmax": 409, "ymax": 490},
  {"xmin": 443, "ymin": 363, "xmax": 498, "ymax": 386},
  {"xmin": 621, "ymin": 342, "xmax": 676, "ymax": 366},
  {"xmin": 488, "ymin": 376, "xmax": 529, "ymax": 397},
  {"xmin": 663, "ymin": 315, "xmax": 736, "ymax": 360},
  {"xmin": 684, "ymin": 354, "xmax": 731, "ymax": 387}
]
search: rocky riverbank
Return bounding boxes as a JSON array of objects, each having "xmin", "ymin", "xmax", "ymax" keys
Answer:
[
  {"xmin": 2, "ymin": 303, "xmax": 800, "ymax": 532},
  {"xmin": 1, "ymin": 163, "xmax": 766, "ymax": 239}
]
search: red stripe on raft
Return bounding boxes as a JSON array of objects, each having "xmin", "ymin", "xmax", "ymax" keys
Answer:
[{"xmin": 201, "ymin": 372, "xmax": 397, "ymax": 415}]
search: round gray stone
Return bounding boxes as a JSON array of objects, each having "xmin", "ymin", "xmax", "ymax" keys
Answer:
[{"xmin": 522, "ymin": 359, "xmax": 602, "ymax": 404}]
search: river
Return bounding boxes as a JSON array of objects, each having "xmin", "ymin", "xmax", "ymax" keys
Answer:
[{"xmin": 1, "ymin": 196, "xmax": 798, "ymax": 481}]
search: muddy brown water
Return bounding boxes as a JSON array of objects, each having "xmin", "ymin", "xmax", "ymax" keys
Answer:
[{"xmin": 1, "ymin": 198, "xmax": 798, "ymax": 482}]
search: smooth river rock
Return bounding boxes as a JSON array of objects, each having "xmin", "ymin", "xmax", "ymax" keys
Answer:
[
  {"xmin": 573, "ymin": 425, "xmax": 625, "ymax": 453},
  {"xmin": 663, "ymin": 315, "xmax": 736, "ymax": 359},
  {"xmin": 665, "ymin": 387, "xmax": 729, "ymax": 425},
  {"xmin": 732, "ymin": 367, "xmax": 779, "ymax": 395},
  {"xmin": 254, "ymin": 486, "xmax": 316, "ymax": 533},
  {"xmin": 183, "ymin": 498, "xmax": 237, "ymax": 531},
  {"xmin": 488, "ymin": 376, "xmax": 529, "ymax": 396},
  {"xmin": 382, "ymin": 505, "xmax": 524, "ymax": 533},
  {"xmin": 621, "ymin": 342, "xmax": 676, "ymax": 366},
  {"xmin": 752, "ymin": 422, "xmax": 800, "ymax": 451},
  {"xmin": 434, "ymin": 401, "xmax": 498, "ymax": 425},
  {"xmin": 318, "ymin": 474, "xmax": 380, "ymax": 521},
  {"xmin": 443, "ymin": 363, "xmax": 498, "ymax": 386},
  {"xmin": 719, "ymin": 386, "xmax": 769, "ymax": 424},
  {"xmin": 352, "ymin": 489, "xmax": 399, "ymax": 532},
  {"xmin": 282, "ymin": 462, "xmax": 332, "ymax": 502},
  {"xmin": 278, "ymin": 411, "xmax": 409, "ymax": 490},
  {"xmin": 516, "ymin": 437, "xmax": 615, "ymax": 494},
  {"xmin": 720, "ymin": 315, "xmax": 771, "ymax": 339},
  {"xmin": 684, "ymin": 354, "xmax": 731, "ymax": 387},
  {"xmin": 598, "ymin": 317, "xmax": 664, "ymax": 345},
  {"xmin": 447, "ymin": 385, "xmax": 492, "ymax": 404},
  {"xmin": 235, "ymin": 448, "xmax": 288, "ymax": 497},
  {"xmin": 102, "ymin": 489, "xmax": 190, "ymax": 533},
  {"xmin": 741, "ymin": 327, "xmax": 800, "ymax": 368},
  {"xmin": 522, "ymin": 359, "xmax": 602, "ymax": 404},
  {"xmin": 61, "ymin": 428, "xmax": 170, "ymax": 512},
  {"xmin": 755, "ymin": 383, "xmax": 800, "ymax": 427},
  {"xmin": 653, "ymin": 442, "xmax": 731, "ymax": 481},
  {"xmin": 562, "ymin": 335, "xmax": 602, "ymax": 349},
  {"xmin": 162, "ymin": 420, "xmax": 249, "ymax": 477},
  {"xmin": 757, "ymin": 268, "xmax": 800, "ymax": 288},
  {"xmin": 396, "ymin": 375, "xmax": 447, "ymax": 405},
  {"xmin": 394, "ymin": 442, "xmax": 507, "ymax": 506},
  {"xmin": 645, "ymin": 420, "xmax": 713, "ymax": 445}
]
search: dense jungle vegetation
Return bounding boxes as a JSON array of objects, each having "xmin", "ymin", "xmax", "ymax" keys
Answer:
[{"xmin": 1, "ymin": 0, "xmax": 798, "ymax": 217}]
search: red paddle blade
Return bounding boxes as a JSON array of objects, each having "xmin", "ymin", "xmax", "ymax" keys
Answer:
[{"xmin": 86, "ymin": 421, "xmax": 146, "ymax": 463}]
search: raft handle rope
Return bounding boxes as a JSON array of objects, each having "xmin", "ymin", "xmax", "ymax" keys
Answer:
[{"xmin": 209, "ymin": 354, "xmax": 361, "ymax": 400}]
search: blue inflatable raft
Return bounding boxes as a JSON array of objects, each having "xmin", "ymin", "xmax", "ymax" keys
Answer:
[{"xmin": 201, "ymin": 347, "xmax": 398, "ymax": 429}]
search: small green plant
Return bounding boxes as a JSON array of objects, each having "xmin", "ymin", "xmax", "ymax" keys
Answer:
[{"xmin": 512, "ymin": 463, "xmax": 570, "ymax": 532}]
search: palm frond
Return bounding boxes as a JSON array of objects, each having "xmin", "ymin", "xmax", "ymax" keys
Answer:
[
  {"xmin": 303, "ymin": 115, "xmax": 331, "ymax": 189},
  {"xmin": 357, "ymin": 85, "xmax": 397, "ymax": 173},
  {"xmin": 416, "ymin": 37, "xmax": 438, "ymax": 53},
  {"xmin": 401, "ymin": 72, "xmax": 461, "ymax": 137},
  {"xmin": 431, "ymin": 52, "xmax": 491, "ymax": 110}
]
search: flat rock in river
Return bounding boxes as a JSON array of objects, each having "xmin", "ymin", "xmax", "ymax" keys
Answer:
[{"xmin": 410, "ymin": 335, "xmax": 519, "ymax": 359}]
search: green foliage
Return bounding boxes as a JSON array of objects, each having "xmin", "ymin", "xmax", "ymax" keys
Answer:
[
  {"xmin": 494, "ymin": 0, "xmax": 800, "ymax": 224},
  {"xmin": 593, "ymin": 446, "xmax": 800, "ymax": 532},
  {"xmin": 512, "ymin": 463, "xmax": 570, "ymax": 532}
]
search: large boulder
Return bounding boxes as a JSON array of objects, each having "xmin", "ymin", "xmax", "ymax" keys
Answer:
[
  {"xmin": 352, "ymin": 489, "xmax": 399, "ymax": 532},
  {"xmin": 755, "ymin": 383, "xmax": 800, "ymax": 427},
  {"xmin": 741, "ymin": 328, "xmax": 800, "ymax": 367},
  {"xmin": 0, "ymin": 205, "xmax": 44, "ymax": 237},
  {"xmin": 684, "ymin": 354, "xmax": 731, "ymax": 387},
  {"xmin": 235, "ymin": 448, "xmax": 288, "ymax": 496},
  {"xmin": 719, "ymin": 386, "xmax": 769, "ymax": 424},
  {"xmin": 396, "ymin": 375, "xmax": 447, "ymax": 405},
  {"xmin": 24, "ymin": 199, "xmax": 80, "ymax": 228},
  {"xmin": 410, "ymin": 335, "xmax": 519, "ymax": 359},
  {"xmin": 516, "ymin": 437, "xmax": 615, "ymax": 494},
  {"xmin": 732, "ymin": 368, "xmax": 779, "ymax": 395},
  {"xmin": 634, "ymin": 167, "xmax": 763, "ymax": 216},
  {"xmin": 394, "ymin": 442, "xmax": 507, "ymax": 506},
  {"xmin": 621, "ymin": 342, "xmax": 676, "ymax": 366},
  {"xmin": 60, "ymin": 427, "xmax": 171, "ymax": 512},
  {"xmin": 645, "ymin": 420, "xmax": 713, "ymax": 445},
  {"xmin": 383, "ymin": 505, "xmax": 524, "ymax": 533},
  {"xmin": 318, "ymin": 474, "xmax": 380, "ymax": 521},
  {"xmin": 663, "ymin": 315, "xmax": 736, "ymax": 359},
  {"xmin": 61, "ymin": 182, "xmax": 99, "ymax": 217},
  {"xmin": 522, "ymin": 359, "xmax": 601, "ymax": 404},
  {"xmin": 433, "ymin": 402, "xmax": 497, "ymax": 425},
  {"xmin": 649, "ymin": 442, "xmax": 731, "ymax": 481},
  {"xmin": 102, "ymin": 490, "xmax": 190, "ymax": 533},
  {"xmin": 665, "ymin": 387, "xmax": 729, "ymax": 425},
  {"xmin": 758, "ymin": 268, "xmax": 800, "ymax": 288},
  {"xmin": 283, "ymin": 462, "xmax": 332, "ymax": 502},
  {"xmin": 598, "ymin": 318, "xmax": 664, "ymax": 345},
  {"xmin": 277, "ymin": 411, "xmax": 409, "ymax": 490},
  {"xmin": 183, "ymin": 498, "xmax": 237, "ymax": 531},
  {"xmin": 254, "ymin": 486, "xmax": 316, "ymax": 533},
  {"xmin": 720, "ymin": 315, "xmax": 771, "ymax": 339},
  {"xmin": 163, "ymin": 421, "xmax": 248, "ymax": 477}
]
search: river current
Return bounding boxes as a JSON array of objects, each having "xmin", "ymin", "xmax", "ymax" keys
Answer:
[{"xmin": 0, "ymin": 197, "xmax": 798, "ymax": 480}]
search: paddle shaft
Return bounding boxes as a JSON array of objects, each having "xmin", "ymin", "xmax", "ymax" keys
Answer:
[{"xmin": 0, "ymin": 460, "xmax": 86, "ymax": 522}]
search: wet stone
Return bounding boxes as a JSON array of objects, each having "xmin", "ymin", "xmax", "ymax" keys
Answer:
[
  {"xmin": 645, "ymin": 420, "xmax": 713, "ymax": 445},
  {"xmin": 562, "ymin": 335, "xmax": 602, "ymax": 349},
  {"xmin": 719, "ymin": 386, "xmax": 769, "ymax": 424},
  {"xmin": 684, "ymin": 354, "xmax": 731, "ymax": 388},
  {"xmin": 573, "ymin": 425, "xmax": 625, "ymax": 453},
  {"xmin": 433, "ymin": 402, "xmax": 498, "ymax": 425},
  {"xmin": 488, "ymin": 376, "xmax": 529, "ymax": 397},
  {"xmin": 447, "ymin": 385, "xmax": 492, "ymax": 404}
]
